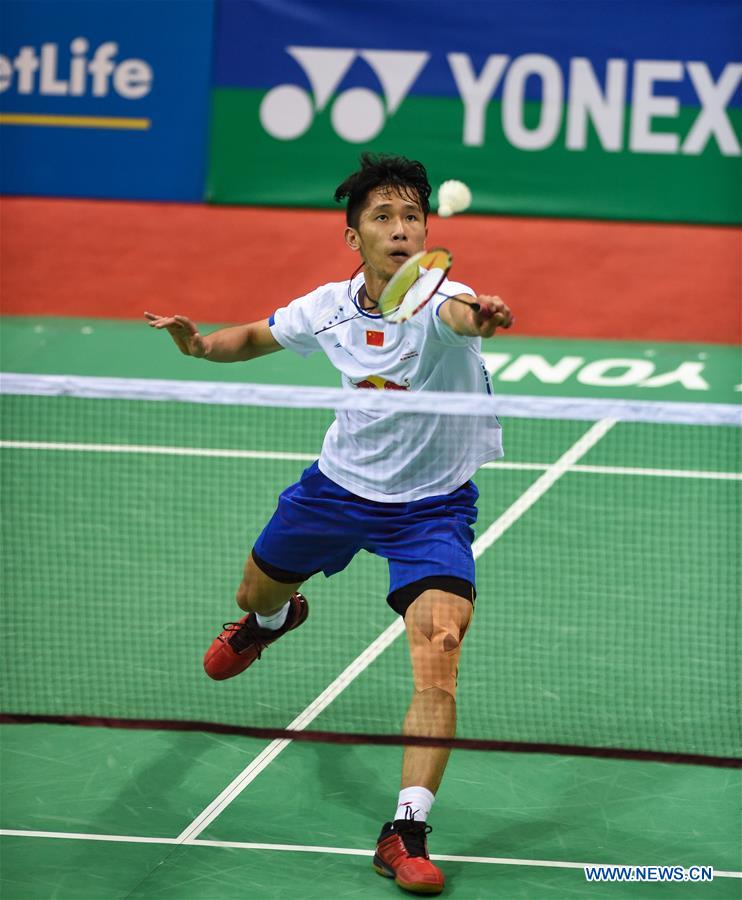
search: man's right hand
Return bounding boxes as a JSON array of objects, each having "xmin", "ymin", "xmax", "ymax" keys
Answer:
[{"xmin": 144, "ymin": 312, "xmax": 207, "ymax": 357}]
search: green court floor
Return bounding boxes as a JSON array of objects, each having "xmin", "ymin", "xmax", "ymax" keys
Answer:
[
  {"xmin": 1, "ymin": 725, "xmax": 740, "ymax": 898},
  {"xmin": 1, "ymin": 322, "xmax": 740, "ymax": 897},
  {"xmin": 1, "ymin": 394, "xmax": 739, "ymax": 754}
]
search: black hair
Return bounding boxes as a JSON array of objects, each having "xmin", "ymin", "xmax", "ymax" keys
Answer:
[{"xmin": 334, "ymin": 153, "xmax": 431, "ymax": 229}]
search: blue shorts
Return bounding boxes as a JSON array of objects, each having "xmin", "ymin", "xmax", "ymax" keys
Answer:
[{"xmin": 253, "ymin": 461, "xmax": 478, "ymax": 614}]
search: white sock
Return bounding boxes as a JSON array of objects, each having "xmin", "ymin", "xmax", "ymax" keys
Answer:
[
  {"xmin": 255, "ymin": 601, "xmax": 290, "ymax": 631},
  {"xmin": 395, "ymin": 786, "xmax": 435, "ymax": 822}
]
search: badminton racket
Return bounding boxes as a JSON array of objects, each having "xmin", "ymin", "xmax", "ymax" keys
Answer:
[{"xmin": 376, "ymin": 248, "xmax": 486, "ymax": 324}]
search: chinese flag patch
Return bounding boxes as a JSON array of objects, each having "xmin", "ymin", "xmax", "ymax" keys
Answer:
[{"xmin": 366, "ymin": 330, "xmax": 384, "ymax": 347}]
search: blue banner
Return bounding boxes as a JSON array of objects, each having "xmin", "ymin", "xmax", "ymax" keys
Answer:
[
  {"xmin": 0, "ymin": 0, "xmax": 215, "ymax": 201},
  {"xmin": 208, "ymin": 0, "xmax": 742, "ymax": 224},
  {"xmin": 214, "ymin": 0, "xmax": 741, "ymax": 108}
]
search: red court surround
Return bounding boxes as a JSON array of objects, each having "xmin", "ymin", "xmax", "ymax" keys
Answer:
[{"xmin": 2, "ymin": 197, "xmax": 739, "ymax": 343}]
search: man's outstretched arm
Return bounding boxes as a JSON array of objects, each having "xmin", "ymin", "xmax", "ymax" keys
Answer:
[{"xmin": 144, "ymin": 313, "xmax": 283, "ymax": 362}]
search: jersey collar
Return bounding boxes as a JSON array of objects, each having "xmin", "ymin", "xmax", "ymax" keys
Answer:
[{"xmin": 349, "ymin": 272, "xmax": 383, "ymax": 320}]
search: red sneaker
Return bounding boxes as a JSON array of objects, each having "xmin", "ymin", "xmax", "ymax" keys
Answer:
[
  {"xmin": 373, "ymin": 818, "xmax": 445, "ymax": 895},
  {"xmin": 203, "ymin": 592, "xmax": 308, "ymax": 681}
]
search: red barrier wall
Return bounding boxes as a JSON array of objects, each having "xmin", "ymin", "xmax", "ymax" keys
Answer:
[{"xmin": 2, "ymin": 198, "xmax": 739, "ymax": 343}]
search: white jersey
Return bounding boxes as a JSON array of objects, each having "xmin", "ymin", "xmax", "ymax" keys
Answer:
[{"xmin": 269, "ymin": 272, "xmax": 503, "ymax": 501}]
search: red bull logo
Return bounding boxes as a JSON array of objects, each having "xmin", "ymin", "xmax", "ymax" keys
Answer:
[{"xmin": 354, "ymin": 375, "xmax": 410, "ymax": 391}]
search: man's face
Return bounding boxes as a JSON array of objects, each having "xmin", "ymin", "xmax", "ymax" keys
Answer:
[{"xmin": 346, "ymin": 185, "xmax": 427, "ymax": 284}]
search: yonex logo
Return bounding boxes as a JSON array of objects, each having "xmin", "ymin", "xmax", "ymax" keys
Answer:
[
  {"xmin": 259, "ymin": 47, "xmax": 429, "ymax": 143},
  {"xmin": 260, "ymin": 47, "xmax": 741, "ymax": 157}
]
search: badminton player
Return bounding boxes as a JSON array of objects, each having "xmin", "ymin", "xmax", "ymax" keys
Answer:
[{"xmin": 146, "ymin": 153, "xmax": 512, "ymax": 895}]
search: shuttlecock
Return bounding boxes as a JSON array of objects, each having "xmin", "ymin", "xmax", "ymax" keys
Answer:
[{"xmin": 437, "ymin": 179, "xmax": 472, "ymax": 217}]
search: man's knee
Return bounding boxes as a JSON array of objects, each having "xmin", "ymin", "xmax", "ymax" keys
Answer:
[{"xmin": 405, "ymin": 591, "xmax": 472, "ymax": 699}]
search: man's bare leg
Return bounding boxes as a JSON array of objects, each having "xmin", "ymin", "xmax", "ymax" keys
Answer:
[
  {"xmin": 236, "ymin": 551, "xmax": 303, "ymax": 617},
  {"xmin": 401, "ymin": 687, "xmax": 456, "ymax": 793},
  {"xmin": 401, "ymin": 590, "xmax": 472, "ymax": 794},
  {"xmin": 373, "ymin": 590, "xmax": 471, "ymax": 894}
]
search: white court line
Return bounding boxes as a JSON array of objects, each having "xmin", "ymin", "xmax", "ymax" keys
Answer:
[
  {"xmin": 2, "ymin": 440, "xmax": 740, "ymax": 481},
  {"xmin": 2, "ymin": 831, "xmax": 740, "ymax": 878},
  {"xmin": 176, "ymin": 620, "xmax": 406, "ymax": 843},
  {"xmin": 484, "ymin": 460, "xmax": 742, "ymax": 480},
  {"xmin": 177, "ymin": 419, "xmax": 617, "ymax": 843},
  {"xmin": 0, "ymin": 440, "xmax": 315, "ymax": 462},
  {"xmin": 0, "ymin": 829, "xmax": 178, "ymax": 845},
  {"xmin": 567, "ymin": 464, "xmax": 741, "ymax": 480},
  {"xmin": 472, "ymin": 419, "xmax": 616, "ymax": 557}
]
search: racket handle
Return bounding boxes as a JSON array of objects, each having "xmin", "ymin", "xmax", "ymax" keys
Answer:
[{"xmin": 449, "ymin": 296, "xmax": 482, "ymax": 314}]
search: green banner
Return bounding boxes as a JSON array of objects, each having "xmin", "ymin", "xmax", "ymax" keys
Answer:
[
  {"xmin": 208, "ymin": 89, "xmax": 741, "ymax": 225},
  {"xmin": 208, "ymin": 2, "xmax": 742, "ymax": 224}
]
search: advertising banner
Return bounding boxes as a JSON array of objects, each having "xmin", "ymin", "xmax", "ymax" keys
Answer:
[
  {"xmin": 0, "ymin": 0, "xmax": 214, "ymax": 201},
  {"xmin": 208, "ymin": 0, "xmax": 741, "ymax": 224}
]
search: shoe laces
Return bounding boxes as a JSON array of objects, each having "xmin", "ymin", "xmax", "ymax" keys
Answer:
[
  {"xmin": 395, "ymin": 808, "xmax": 432, "ymax": 858},
  {"xmin": 221, "ymin": 619, "xmax": 268, "ymax": 657}
]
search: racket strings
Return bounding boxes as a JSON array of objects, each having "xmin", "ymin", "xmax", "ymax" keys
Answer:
[{"xmin": 378, "ymin": 248, "xmax": 453, "ymax": 324}]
